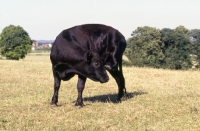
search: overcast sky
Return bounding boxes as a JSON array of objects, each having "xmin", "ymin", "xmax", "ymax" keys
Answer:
[{"xmin": 0, "ymin": 0, "xmax": 200, "ymax": 40}]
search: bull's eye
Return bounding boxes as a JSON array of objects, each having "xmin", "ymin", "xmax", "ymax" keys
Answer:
[{"xmin": 94, "ymin": 62, "xmax": 100, "ymax": 67}]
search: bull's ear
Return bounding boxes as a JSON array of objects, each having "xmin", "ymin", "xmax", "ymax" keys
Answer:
[{"xmin": 84, "ymin": 51, "xmax": 93, "ymax": 63}]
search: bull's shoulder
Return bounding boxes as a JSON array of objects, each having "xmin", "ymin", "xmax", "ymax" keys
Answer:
[{"xmin": 59, "ymin": 27, "xmax": 78, "ymax": 42}]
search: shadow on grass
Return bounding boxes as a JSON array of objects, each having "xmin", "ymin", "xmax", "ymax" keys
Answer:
[{"xmin": 83, "ymin": 91, "xmax": 148, "ymax": 103}]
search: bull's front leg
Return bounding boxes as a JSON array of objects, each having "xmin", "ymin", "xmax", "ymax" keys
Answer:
[
  {"xmin": 51, "ymin": 72, "xmax": 61, "ymax": 106},
  {"xmin": 75, "ymin": 75, "xmax": 86, "ymax": 107}
]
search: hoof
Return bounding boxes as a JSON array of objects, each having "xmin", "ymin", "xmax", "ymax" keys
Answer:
[
  {"xmin": 50, "ymin": 103, "xmax": 57, "ymax": 107},
  {"xmin": 74, "ymin": 102, "xmax": 84, "ymax": 108},
  {"xmin": 116, "ymin": 99, "xmax": 122, "ymax": 103},
  {"xmin": 75, "ymin": 101, "xmax": 84, "ymax": 107},
  {"xmin": 74, "ymin": 105, "xmax": 83, "ymax": 109}
]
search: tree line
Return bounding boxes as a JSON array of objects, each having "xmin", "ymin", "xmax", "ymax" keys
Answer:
[
  {"xmin": 124, "ymin": 26, "xmax": 200, "ymax": 70},
  {"xmin": 1, "ymin": 25, "xmax": 200, "ymax": 70}
]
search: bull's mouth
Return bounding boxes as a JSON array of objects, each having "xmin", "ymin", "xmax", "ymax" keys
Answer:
[
  {"xmin": 88, "ymin": 74, "xmax": 109, "ymax": 83},
  {"xmin": 98, "ymin": 75, "xmax": 109, "ymax": 83},
  {"xmin": 100, "ymin": 78, "xmax": 109, "ymax": 83},
  {"xmin": 100, "ymin": 80, "xmax": 108, "ymax": 83}
]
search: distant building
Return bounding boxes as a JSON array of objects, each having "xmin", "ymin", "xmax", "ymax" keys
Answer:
[
  {"xmin": 41, "ymin": 43, "xmax": 51, "ymax": 48},
  {"xmin": 32, "ymin": 40, "xmax": 38, "ymax": 50}
]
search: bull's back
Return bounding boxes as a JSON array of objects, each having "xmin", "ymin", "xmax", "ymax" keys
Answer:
[{"xmin": 50, "ymin": 24, "xmax": 126, "ymax": 65}]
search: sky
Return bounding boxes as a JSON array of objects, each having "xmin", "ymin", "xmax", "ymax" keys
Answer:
[{"xmin": 0, "ymin": 0, "xmax": 200, "ymax": 40}]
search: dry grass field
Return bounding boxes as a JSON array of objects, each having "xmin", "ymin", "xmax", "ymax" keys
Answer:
[{"xmin": 0, "ymin": 53, "xmax": 200, "ymax": 131}]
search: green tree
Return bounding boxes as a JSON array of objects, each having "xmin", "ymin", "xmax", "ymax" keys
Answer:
[
  {"xmin": 0, "ymin": 25, "xmax": 31, "ymax": 60},
  {"xmin": 161, "ymin": 28, "xmax": 192, "ymax": 69},
  {"xmin": 190, "ymin": 29, "xmax": 200, "ymax": 41},
  {"xmin": 126, "ymin": 26, "xmax": 165, "ymax": 68},
  {"xmin": 189, "ymin": 29, "xmax": 200, "ymax": 67},
  {"xmin": 174, "ymin": 25, "xmax": 190, "ymax": 35}
]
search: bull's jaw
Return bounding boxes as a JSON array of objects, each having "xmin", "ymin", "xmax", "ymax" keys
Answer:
[
  {"xmin": 87, "ymin": 74, "xmax": 109, "ymax": 83},
  {"xmin": 99, "ymin": 77, "xmax": 109, "ymax": 83}
]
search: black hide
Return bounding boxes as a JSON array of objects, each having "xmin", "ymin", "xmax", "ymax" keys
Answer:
[{"xmin": 50, "ymin": 24, "xmax": 126, "ymax": 107}]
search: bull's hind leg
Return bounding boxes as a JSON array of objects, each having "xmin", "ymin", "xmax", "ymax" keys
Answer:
[
  {"xmin": 75, "ymin": 75, "xmax": 86, "ymax": 107},
  {"xmin": 51, "ymin": 71, "xmax": 61, "ymax": 106},
  {"xmin": 108, "ymin": 69, "xmax": 126, "ymax": 101}
]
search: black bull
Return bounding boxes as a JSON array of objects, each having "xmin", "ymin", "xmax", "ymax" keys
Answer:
[{"xmin": 50, "ymin": 24, "xmax": 127, "ymax": 107}]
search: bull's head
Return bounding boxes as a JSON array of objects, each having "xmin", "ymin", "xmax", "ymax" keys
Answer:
[{"xmin": 84, "ymin": 50, "xmax": 109, "ymax": 83}]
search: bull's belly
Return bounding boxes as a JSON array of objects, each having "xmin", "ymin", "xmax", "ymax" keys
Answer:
[{"xmin": 57, "ymin": 71, "xmax": 75, "ymax": 81}]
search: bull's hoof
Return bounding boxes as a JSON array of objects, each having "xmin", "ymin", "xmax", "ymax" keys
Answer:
[
  {"xmin": 75, "ymin": 102, "xmax": 84, "ymax": 108},
  {"xmin": 116, "ymin": 98, "xmax": 122, "ymax": 103},
  {"xmin": 74, "ymin": 105, "xmax": 83, "ymax": 109},
  {"xmin": 50, "ymin": 103, "xmax": 58, "ymax": 107}
]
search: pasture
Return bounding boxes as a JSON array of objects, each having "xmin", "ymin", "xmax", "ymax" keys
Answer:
[{"xmin": 0, "ymin": 53, "xmax": 200, "ymax": 131}]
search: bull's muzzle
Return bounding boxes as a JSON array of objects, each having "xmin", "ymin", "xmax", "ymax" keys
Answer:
[{"xmin": 100, "ymin": 75, "xmax": 109, "ymax": 83}]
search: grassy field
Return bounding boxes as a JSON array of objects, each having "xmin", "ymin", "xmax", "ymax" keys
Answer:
[{"xmin": 0, "ymin": 53, "xmax": 200, "ymax": 131}]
